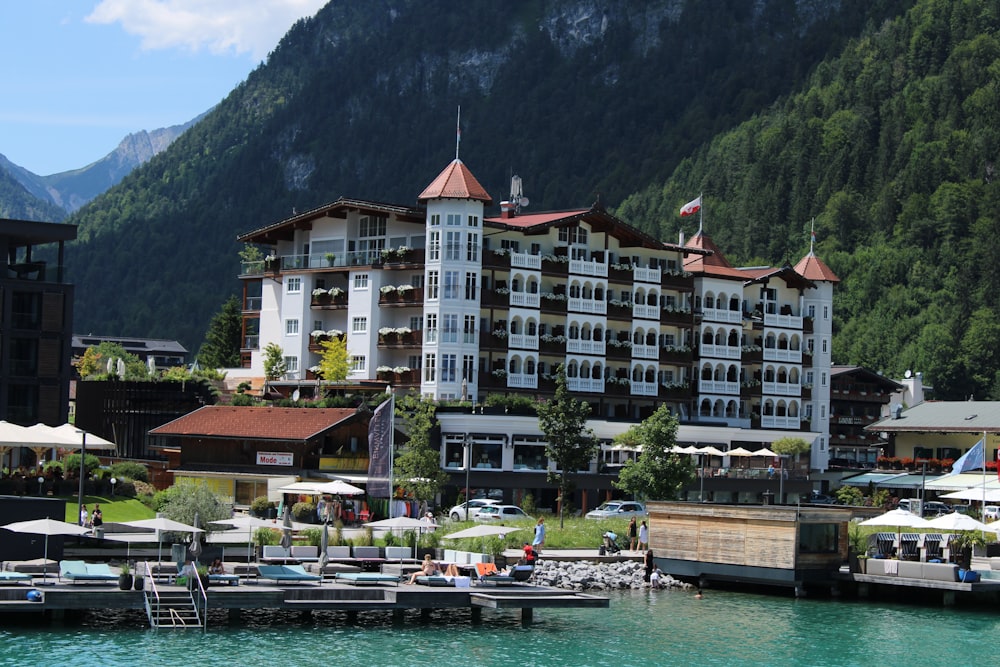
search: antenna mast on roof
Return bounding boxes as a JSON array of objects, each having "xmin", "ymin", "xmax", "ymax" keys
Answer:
[
  {"xmin": 510, "ymin": 175, "xmax": 529, "ymax": 213},
  {"xmin": 455, "ymin": 105, "xmax": 461, "ymax": 161}
]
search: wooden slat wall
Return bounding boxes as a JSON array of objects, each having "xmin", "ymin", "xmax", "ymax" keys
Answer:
[{"xmin": 41, "ymin": 291, "xmax": 65, "ymax": 332}]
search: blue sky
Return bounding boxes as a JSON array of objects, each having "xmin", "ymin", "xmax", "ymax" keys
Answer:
[{"xmin": 0, "ymin": 0, "xmax": 327, "ymax": 176}]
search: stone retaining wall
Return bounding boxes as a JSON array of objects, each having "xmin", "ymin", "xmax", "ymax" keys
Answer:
[{"xmin": 532, "ymin": 558, "xmax": 692, "ymax": 592}]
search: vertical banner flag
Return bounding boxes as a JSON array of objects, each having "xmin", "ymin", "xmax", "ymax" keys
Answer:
[
  {"xmin": 946, "ymin": 438, "xmax": 984, "ymax": 476},
  {"xmin": 367, "ymin": 398, "xmax": 393, "ymax": 497},
  {"xmin": 679, "ymin": 196, "xmax": 702, "ymax": 217}
]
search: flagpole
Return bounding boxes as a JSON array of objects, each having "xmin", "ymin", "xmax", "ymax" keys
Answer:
[
  {"xmin": 698, "ymin": 192, "xmax": 704, "ymax": 234},
  {"xmin": 387, "ymin": 389, "xmax": 396, "ymax": 519}
]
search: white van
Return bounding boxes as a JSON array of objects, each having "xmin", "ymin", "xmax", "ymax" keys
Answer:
[
  {"xmin": 897, "ymin": 498, "xmax": 921, "ymax": 515},
  {"xmin": 984, "ymin": 505, "xmax": 999, "ymax": 521}
]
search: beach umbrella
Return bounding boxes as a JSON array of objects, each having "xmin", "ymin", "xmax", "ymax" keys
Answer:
[
  {"xmin": 314, "ymin": 479, "xmax": 365, "ymax": 496},
  {"xmin": 941, "ymin": 486, "xmax": 1000, "ymax": 502},
  {"xmin": 859, "ymin": 508, "xmax": 933, "ymax": 550},
  {"xmin": 188, "ymin": 512, "xmax": 203, "ymax": 563},
  {"xmin": 319, "ymin": 524, "xmax": 329, "ymax": 570},
  {"xmin": 280, "ymin": 507, "xmax": 293, "ymax": 550},
  {"xmin": 443, "ymin": 524, "xmax": 521, "ymax": 555},
  {"xmin": 123, "ymin": 517, "xmax": 204, "ymax": 568},
  {"xmin": 2, "ymin": 518, "xmax": 91, "ymax": 583},
  {"xmin": 926, "ymin": 512, "xmax": 990, "ymax": 532},
  {"xmin": 696, "ymin": 446, "xmax": 726, "ymax": 457},
  {"xmin": 753, "ymin": 447, "xmax": 779, "ymax": 458},
  {"xmin": 726, "ymin": 447, "xmax": 755, "ymax": 457}
]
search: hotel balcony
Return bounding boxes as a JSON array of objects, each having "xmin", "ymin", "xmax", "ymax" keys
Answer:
[
  {"xmin": 632, "ymin": 343, "xmax": 659, "ymax": 360},
  {"xmin": 566, "ymin": 339, "xmax": 606, "ymax": 355},
  {"xmin": 632, "ymin": 303, "xmax": 659, "ymax": 320},
  {"xmin": 378, "ymin": 286, "xmax": 424, "ymax": 307},
  {"xmin": 762, "ymin": 347, "xmax": 802, "ymax": 363},
  {"xmin": 630, "ymin": 381, "xmax": 659, "ymax": 397},
  {"xmin": 508, "ymin": 333, "xmax": 539, "ymax": 351},
  {"xmin": 699, "ymin": 343, "xmax": 742, "ymax": 360},
  {"xmin": 569, "ymin": 258, "xmax": 608, "ymax": 278},
  {"xmin": 632, "ymin": 266, "xmax": 661, "ymax": 283},
  {"xmin": 763, "ymin": 311, "xmax": 803, "ymax": 329},
  {"xmin": 699, "ymin": 379, "xmax": 740, "ymax": 395},
  {"xmin": 701, "ymin": 307, "xmax": 744, "ymax": 324},
  {"xmin": 377, "ymin": 330, "xmax": 422, "ymax": 348},
  {"xmin": 510, "ymin": 291, "xmax": 541, "ymax": 309},
  {"xmin": 311, "ymin": 291, "xmax": 349, "ymax": 309},
  {"xmin": 569, "ymin": 297, "xmax": 607, "ymax": 315},
  {"xmin": 762, "ymin": 381, "xmax": 802, "ymax": 397},
  {"xmin": 660, "ymin": 308, "xmax": 694, "ymax": 326},
  {"xmin": 568, "ymin": 377, "xmax": 604, "ymax": 393}
]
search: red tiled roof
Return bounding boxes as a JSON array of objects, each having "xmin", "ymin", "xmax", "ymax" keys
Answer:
[
  {"xmin": 683, "ymin": 230, "xmax": 747, "ymax": 277},
  {"xmin": 794, "ymin": 252, "xmax": 841, "ymax": 283},
  {"xmin": 418, "ymin": 159, "xmax": 492, "ymax": 203},
  {"xmin": 484, "ymin": 210, "xmax": 590, "ymax": 228},
  {"xmin": 149, "ymin": 406, "xmax": 358, "ymax": 441}
]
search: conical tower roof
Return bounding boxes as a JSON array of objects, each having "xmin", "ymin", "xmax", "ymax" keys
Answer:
[
  {"xmin": 418, "ymin": 159, "xmax": 492, "ymax": 204},
  {"xmin": 794, "ymin": 251, "xmax": 840, "ymax": 283}
]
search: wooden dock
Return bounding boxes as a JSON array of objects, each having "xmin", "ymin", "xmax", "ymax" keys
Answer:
[{"xmin": 0, "ymin": 577, "xmax": 608, "ymax": 626}]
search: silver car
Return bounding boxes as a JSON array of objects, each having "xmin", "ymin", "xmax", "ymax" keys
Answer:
[{"xmin": 585, "ymin": 501, "xmax": 647, "ymax": 520}]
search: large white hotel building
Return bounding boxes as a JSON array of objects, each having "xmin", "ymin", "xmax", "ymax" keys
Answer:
[{"xmin": 237, "ymin": 157, "xmax": 838, "ymax": 507}]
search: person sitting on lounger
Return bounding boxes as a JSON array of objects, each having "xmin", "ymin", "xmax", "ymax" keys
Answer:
[
  {"xmin": 208, "ymin": 558, "xmax": 225, "ymax": 575},
  {"xmin": 408, "ymin": 554, "xmax": 442, "ymax": 584}
]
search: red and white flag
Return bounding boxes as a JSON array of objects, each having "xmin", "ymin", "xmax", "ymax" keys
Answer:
[{"xmin": 679, "ymin": 196, "xmax": 702, "ymax": 217}]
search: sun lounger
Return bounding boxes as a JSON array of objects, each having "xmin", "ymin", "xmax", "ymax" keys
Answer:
[
  {"xmin": 261, "ymin": 545, "xmax": 295, "ymax": 564},
  {"xmin": 0, "ymin": 571, "xmax": 32, "ymax": 584},
  {"xmin": 208, "ymin": 573, "xmax": 240, "ymax": 586},
  {"xmin": 475, "ymin": 562, "xmax": 518, "ymax": 585},
  {"xmin": 257, "ymin": 564, "xmax": 322, "ymax": 584},
  {"xmin": 335, "ymin": 572, "xmax": 400, "ymax": 586},
  {"xmin": 59, "ymin": 560, "xmax": 119, "ymax": 583},
  {"xmin": 415, "ymin": 575, "xmax": 456, "ymax": 587}
]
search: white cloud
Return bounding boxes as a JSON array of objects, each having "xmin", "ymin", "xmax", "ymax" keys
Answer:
[{"xmin": 86, "ymin": 0, "xmax": 327, "ymax": 61}]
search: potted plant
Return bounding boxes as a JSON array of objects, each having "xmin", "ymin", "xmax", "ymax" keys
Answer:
[
  {"xmin": 133, "ymin": 568, "xmax": 145, "ymax": 591},
  {"xmin": 950, "ymin": 530, "xmax": 988, "ymax": 569},
  {"xmin": 848, "ymin": 524, "xmax": 867, "ymax": 573},
  {"xmin": 118, "ymin": 562, "xmax": 133, "ymax": 591}
]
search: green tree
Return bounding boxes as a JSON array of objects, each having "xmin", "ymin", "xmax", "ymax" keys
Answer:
[
  {"xmin": 537, "ymin": 365, "xmax": 598, "ymax": 528},
  {"xmin": 772, "ymin": 436, "xmax": 812, "ymax": 469},
  {"xmin": 613, "ymin": 405, "xmax": 694, "ymax": 500},
  {"xmin": 393, "ymin": 392, "xmax": 448, "ymax": 506},
  {"xmin": 198, "ymin": 295, "xmax": 242, "ymax": 369},
  {"xmin": 262, "ymin": 342, "xmax": 286, "ymax": 394},
  {"xmin": 74, "ymin": 341, "xmax": 148, "ymax": 380},
  {"xmin": 317, "ymin": 336, "xmax": 349, "ymax": 387},
  {"xmin": 160, "ymin": 481, "xmax": 230, "ymax": 531}
]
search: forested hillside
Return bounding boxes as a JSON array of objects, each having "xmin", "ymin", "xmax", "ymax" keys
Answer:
[
  {"xmin": 617, "ymin": 0, "xmax": 1000, "ymax": 400},
  {"xmin": 62, "ymin": 0, "xmax": 908, "ymax": 353}
]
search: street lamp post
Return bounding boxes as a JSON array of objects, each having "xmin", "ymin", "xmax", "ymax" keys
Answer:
[
  {"xmin": 464, "ymin": 433, "xmax": 473, "ymax": 520},
  {"xmin": 111, "ymin": 477, "xmax": 117, "ymax": 497},
  {"xmin": 37, "ymin": 476, "xmax": 44, "ymax": 496},
  {"xmin": 77, "ymin": 431, "xmax": 87, "ymax": 526}
]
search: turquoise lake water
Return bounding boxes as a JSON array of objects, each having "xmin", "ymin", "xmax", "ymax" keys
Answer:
[{"xmin": 2, "ymin": 588, "xmax": 998, "ymax": 667}]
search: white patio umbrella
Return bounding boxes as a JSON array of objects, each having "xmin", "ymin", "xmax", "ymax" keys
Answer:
[
  {"xmin": 941, "ymin": 486, "xmax": 1000, "ymax": 502},
  {"xmin": 188, "ymin": 513, "xmax": 203, "ymax": 563},
  {"xmin": 860, "ymin": 508, "xmax": 933, "ymax": 552},
  {"xmin": 726, "ymin": 447, "xmax": 755, "ymax": 457},
  {"xmin": 926, "ymin": 512, "xmax": 990, "ymax": 532},
  {"xmin": 443, "ymin": 524, "xmax": 522, "ymax": 555},
  {"xmin": 280, "ymin": 507, "xmax": 293, "ymax": 550},
  {"xmin": 696, "ymin": 446, "xmax": 726, "ymax": 457},
  {"xmin": 2, "ymin": 518, "xmax": 91, "ymax": 583},
  {"xmin": 123, "ymin": 517, "xmax": 204, "ymax": 569},
  {"xmin": 49, "ymin": 423, "xmax": 117, "ymax": 450},
  {"xmin": 752, "ymin": 447, "xmax": 779, "ymax": 457},
  {"xmin": 314, "ymin": 479, "xmax": 365, "ymax": 496}
]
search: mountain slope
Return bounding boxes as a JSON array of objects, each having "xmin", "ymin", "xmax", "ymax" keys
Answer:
[
  {"xmin": 64, "ymin": 0, "xmax": 911, "ymax": 352},
  {"xmin": 1, "ymin": 116, "xmax": 201, "ymax": 216},
  {"xmin": 616, "ymin": 0, "xmax": 1000, "ymax": 399}
]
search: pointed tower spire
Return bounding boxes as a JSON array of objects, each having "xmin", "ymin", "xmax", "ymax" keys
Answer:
[{"xmin": 455, "ymin": 105, "xmax": 461, "ymax": 161}]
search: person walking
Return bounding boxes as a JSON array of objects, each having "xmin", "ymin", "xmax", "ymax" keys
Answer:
[
  {"xmin": 638, "ymin": 520, "xmax": 649, "ymax": 551},
  {"xmin": 627, "ymin": 516, "xmax": 638, "ymax": 551},
  {"xmin": 532, "ymin": 517, "xmax": 546, "ymax": 550}
]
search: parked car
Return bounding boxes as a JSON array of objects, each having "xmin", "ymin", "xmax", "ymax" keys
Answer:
[
  {"xmin": 585, "ymin": 501, "xmax": 648, "ymax": 520},
  {"xmin": 921, "ymin": 501, "xmax": 952, "ymax": 517},
  {"xmin": 803, "ymin": 492, "xmax": 838, "ymax": 505},
  {"xmin": 448, "ymin": 498, "xmax": 501, "ymax": 522},
  {"xmin": 474, "ymin": 505, "xmax": 531, "ymax": 522},
  {"xmin": 984, "ymin": 505, "xmax": 1000, "ymax": 521}
]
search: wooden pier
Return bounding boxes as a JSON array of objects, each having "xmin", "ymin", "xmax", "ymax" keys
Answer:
[{"xmin": 0, "ymin": 576, "xmax": 608, "ymax": 626}]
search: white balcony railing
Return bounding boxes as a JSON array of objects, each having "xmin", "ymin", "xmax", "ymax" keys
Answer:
[
  {"xmin": 763, "ymin": 348, "xmax": 803, "ymax": 363},
  {"xmin": 632, "ymin": 303, "xmax": 659, "ymax": 320},
  {"xmin": 566, "ymin": 339, "xmax": 606, "ymax": 355},
  {"xmin": 568, "ymin": 298, "xmax": 607, "ymax": 315},
  {"xmin": 763, "ymin": 381, "xmax": 802, "ymax": 396},
  {"xmin": 511, "ymin": 252, "xmax": 542, "ymax": 270},
  {"xmin": 761, "ymin": 415, "xmax": 802, "ymax": 429},
  {"xmin": 700, "ymin": 380, "xmax": 740, "ymax": 394},
  {"xmin": 764, "ymin": 312, "xmax": 803, "ymax": 329},
  {"xmin": 508, "ymin": 333, "xmax": 539, "ymax": 350},
  {"xmin": 702, "ymin": 307, "xmax": 744, "ymax": 323},
  {"xmin": 631, "ymin": 381, "xmax": 659, "ymax": 396},
  {"xmin": 567, "ymin": 377, "xmax": 604, "ymax": 393},
  {"xmin": 633, "ymin": 266, "xmax": 661, "ymax": 283},
  {"xmin": 507, "ymin": 373, "xmax": 538, "ymax": 389},
  {"xmin": 510, "ymin": 292, "xmax": 540, "ymax": 308},
  {"xmin": 700, "ymin": 344, "xmax": 742, "ymax": 360},
  {"xmin": 632, "ymin": 344, "xmax": 658, "ymax": 359},
  {"xmin": 569, "ymin": 259, "xmax": 608, "ymax": 278}
]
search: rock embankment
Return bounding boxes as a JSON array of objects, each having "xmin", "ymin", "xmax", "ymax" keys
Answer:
[{"xmin": 531, "ymin": 558, "xmax": 692, "ymax": 592}]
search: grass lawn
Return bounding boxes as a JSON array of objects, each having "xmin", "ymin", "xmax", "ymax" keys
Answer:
[
  {"xmin": 59, "ymin": 496, "xmax": 155, "ymax": 524},
  {"xmin": 434, "ymin": 515, "xmax": 636, "ymax": 552}
]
